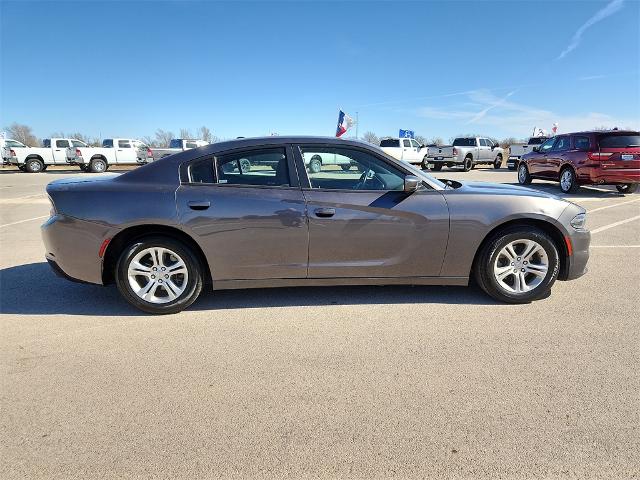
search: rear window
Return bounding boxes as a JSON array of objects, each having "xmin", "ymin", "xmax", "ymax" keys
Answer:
[
  {"xmin": 380, "ymin": 139, "xmax": 400, "ymax": 148},
  {"xmin": 43, "ymin": 139, "xmax": 51, "ymax": 148},
  {"xmin": 529, "ymin": 137, "xmax": 547, "ymax": 145},
  {"xmin": 598, "ymin": 134, "xmax": 640, "ymax": 148},
  {"xmin": 453, "ymin": 138, "xmax": 476, "ymax": 147},
  {"xmin": 102, "ymin": 139, "xmax": 114, "ymax": 148},
  {"xmin": 169, "ymin": 139, "xmax": 182, "ymax": 148}
]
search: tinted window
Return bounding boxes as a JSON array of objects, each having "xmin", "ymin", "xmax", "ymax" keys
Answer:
[
  {"xmin": 189, "ymin": 158, "xmax": 215, "ymax": 184},
  {"xmin": 539, "ymin": 138, "xmax": 556, "ymax": 153},
  {"xmin": 403, "ymin": 139, "xmax": 411, "ymax": 147},
  {"xmin": 118, "ymin": 140, "xmax": 132, "ymax": 148},
  {"xmin": 102, "ymin": 139, "xmax": 114, "ymax": 148},
  {"xmin": 529, "ymin": 137, "xmax": 546, "ymax": 145},
  {"xmin": 217, "ymin": 148, "xmax": 290, "ymax": 187},
  {"xmin": 169, "ymin": 139, "xmax": 182, "ymax": 148},
  {"xmin": 380, "ymin": 139, "xmax": 400, "ymax": 148},
  {"xmin": 574, "ymin": 136, "xmax": 590, "ymax": 150},
  {"xmin": 599, "ymin": 134, "xmax": 640, "ymax": 148},
  {"xmin": 553, "ymin": 136, "xmax": 570, "ymax": 151},
  {"xmin": 56, "ymin": 140, "xmax": 69, "ymax": 148},
  {"xmin": 300, "ymin": 146, "xmax": 405, "ymax": 191},
  {"xmin": 43, "ymin": 139, "xmax": 51, "ymax": 148},
  {"xmin": 479, "ymin": 139, "xmax": 488, "ymax": 146},
  {"xmin": 185, "ymin": 142, "xmax": 197, "ymax": 149},
  {"xmin": 453, "ymin": 138, "xmax": 476, "ymax": 147}
]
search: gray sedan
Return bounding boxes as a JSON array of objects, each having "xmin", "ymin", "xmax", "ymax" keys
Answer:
[{"xmin": 42, "ymin": 136, "xmax": 590, "ymax": 314}]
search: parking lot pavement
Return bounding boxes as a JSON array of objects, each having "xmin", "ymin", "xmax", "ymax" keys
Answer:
[{"xmin": 1, "ymin": 166, "xmax": 639, "ymax": 479}]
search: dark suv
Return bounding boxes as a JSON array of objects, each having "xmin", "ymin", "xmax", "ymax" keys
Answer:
[{"xmin": 517, "ymin": 130, "xmax": 639, "ymax": 194}]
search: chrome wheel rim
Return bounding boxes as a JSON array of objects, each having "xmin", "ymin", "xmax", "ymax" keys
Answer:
[
  {"xmin": 30, "ymin": 161, "xmax": 41, "ymax": 172},
  {"xmin": 518, "ymin": 165, "xmax": 527, "ymax": 183},
  {"xmin": 493, "ymin": 239, "xmax": 548, "ymax": 294},
  {"xmin": 127, "ymin": 247, "xmax": 189, "ymax": 304},
  {"xmin": 560, "ymin": 170, "xmax": 572, "ymax": 191},
  {"xmin": 94, "ymin": 161, "xmax": 106, "ymax": 172}
]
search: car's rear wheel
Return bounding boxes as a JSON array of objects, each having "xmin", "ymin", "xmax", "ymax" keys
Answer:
[
  {"xmin": 494, "ymin": 155, "xmax": 502, "ymax": 169},
  {"xmin": 474, "ymin": 226, "xmax": 559, "ymax": 304},
  {"xmin": 463, "ymin": 157, "xmax": 473, "ymax": 172},
  {"xmin": 239, "ymin": 158, "xmax": 251, "ymax": 173},
  {"xmin": 431, "ymin": 164, "xmax": 442, "ymax": 171},
  {"xmin": 517, "ymin": 163, "xmax": 532, "ymax": 185},
  {"xmin": 25, "ymin": 158, "xmax": 44, "ymax": 173},
  {"xmin": 559, "ymin": 167, "xmax": 578, "ymax": 193},
  {"xmin": 115, "ymin": 237, "xmax": 204, "ymax": 314},
  {"xmin": 89, "ymin": 158, "xmax": 107, "ymax": 173},
  {"xmin": 340, "ymin": 164, "xmax": 351, "ymax": 171},
  {"xmin": 616, "ymin": 183, "xmax": 638, "ymax": 194}
]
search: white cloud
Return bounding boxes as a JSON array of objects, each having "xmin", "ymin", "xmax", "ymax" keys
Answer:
[{"xmin": 557, "ymin": 0, "xmax": 625, "ymax": 60}]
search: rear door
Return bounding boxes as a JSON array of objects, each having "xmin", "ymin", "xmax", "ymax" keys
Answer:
[
  {"xmin": 596, "ymin": 132, "xmax": 640, "ymax": 175},
  {"xmin": 176, "ymin": 145, "xmax": 308, "ymax": 280},
  {"xmin": 53, "ymin": 139, "xmax": 70, "ymax": 163},
  {"xmin": 294, "ymin": 144, "xmax": 449, "ymax": 279}
]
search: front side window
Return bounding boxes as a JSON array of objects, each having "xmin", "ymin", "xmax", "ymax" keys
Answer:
[
  {"xmin": 553, "ymin": 136, "xmax": 570, "ymax": 151},
  {"xmin": 410, "ymin": 139, "xmax": 420, "ymax": 148},
  {"xmin": 573, "ymin": 136, "xmax": 590, "ymax": 150},
  {"xmin": 539, "ymin": 137, "xmax": 556, "ymax": 153},
  {"xmin": 300, "ymin": 146, "xmax": 406, "ymax": 191},
  {"xmin": 403, "ymin": 139, "xmax": 411, "ymax": 147},
  {"xmin": 217, "ymin": 148, "xmax": 290, "ymax": 187},
  {"xmin": 479, "ymin": 139, "xmax": 488, "ymax": 146},
  {"xmin": 56, "ymin": 140, "xmax": 69, "ymax": 148}
]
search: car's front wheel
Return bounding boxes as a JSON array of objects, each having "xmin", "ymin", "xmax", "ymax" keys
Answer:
[
  {"xmin": 115, "ymin": 237, "xmax": 204, "ymax": 314},
  {"xmin": 474, "ymin": 226, "xmax": 559, "ymax": 303},
  {"xmin": 616, "ymin": 183, "xmax": 638, "ymax": 194},
  {"xmin": 517, "ymin": 163, "xmax": 532, "ymax": 185}
]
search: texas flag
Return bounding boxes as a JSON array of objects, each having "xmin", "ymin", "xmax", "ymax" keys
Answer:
[{"xmin": 335, "ymin": 110, "xmax": 354, "ymax": 137}]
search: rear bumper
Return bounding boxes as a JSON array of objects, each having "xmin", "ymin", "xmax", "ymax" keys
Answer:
[
  {"xmin": 586, "ymin": 168, "xmax": 640, "ymax": 185},
  {"xmin": 507, "ymin": 156, "xmax": 521, "ymax": 168},
  {"xmin": 41, "ymin": 214, "xmax": 110, "ymax": 285}
]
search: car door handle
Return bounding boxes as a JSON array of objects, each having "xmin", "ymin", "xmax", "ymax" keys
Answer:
[
  {"xmin": 314, "ymin": 207, "xmax": 335, "ymax": 218},
  {"xmin": 187, "ymin": 201, "xmax": 210, "ymax": 210}
]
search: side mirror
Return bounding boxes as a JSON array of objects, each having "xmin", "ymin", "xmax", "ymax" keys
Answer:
[
  {"xmin": 404, "ymin": 175, "xmax": 421, "ymax": 193},
  {"xmin": 532, "ymin": 146, "xmax": 540, "ymax": 152}
]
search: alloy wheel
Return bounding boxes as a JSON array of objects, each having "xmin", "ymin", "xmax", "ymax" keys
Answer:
[
  {"xmin": 493, "ymin": 239, "xmax": 549, "ymax": 293},
  {"xmin": 127, "ymin": 247, "xmax": 189, "ymax": 304}
]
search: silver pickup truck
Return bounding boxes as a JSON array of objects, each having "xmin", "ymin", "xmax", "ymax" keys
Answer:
[
  {"xmin": 424, "ymin": 137, "xmax": 504, "ymax": 171},
  {"xmin": 150, "ymin": 138, "xmax": 209, "ymax": 161}
]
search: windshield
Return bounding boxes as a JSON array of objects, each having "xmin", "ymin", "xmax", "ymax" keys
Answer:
[
  {"xmin": 169, "ymin": 139, "xmax": 182, "ymax": 148},
  {"xmin": 453, "ymin": 138, "xmax": 476, "ymax": 147}
]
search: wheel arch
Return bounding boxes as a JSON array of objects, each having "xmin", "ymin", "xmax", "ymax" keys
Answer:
[
  {"xmin": 25, "ymin": 154, "xmax": 44, "ymax": 162},
  {"xmin": 102, "ymin": 224, "xmax": 212, "ymax": 287},
  {"xmin": 91, "ymin": 154, "xmax": 108, "ymax": 163},
  {"xmin": 471, "ymin": 218, "xmax": 570, "ymax": 281}
]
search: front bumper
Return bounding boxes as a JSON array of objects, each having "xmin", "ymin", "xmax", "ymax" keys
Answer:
[{"xmin": 562, "ymin": 229, "xmax": 590, "ymax": 280}]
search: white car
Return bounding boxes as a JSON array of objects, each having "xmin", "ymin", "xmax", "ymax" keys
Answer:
[
  {"xmin": 66, "ymin": 138, "xmax": 151, "ymax": 173},
  {"xmin": 2, "ymin": 137, "xmax": 88, "ymax": 172},
  {"xmin": 380, "ymin": 138, "xmax": 431, "ymax": 166}
]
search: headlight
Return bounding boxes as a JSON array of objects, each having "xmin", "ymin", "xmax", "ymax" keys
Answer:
[{"xmin": 570, "ymin": 213, "xmax": 587, "ymax": 230}]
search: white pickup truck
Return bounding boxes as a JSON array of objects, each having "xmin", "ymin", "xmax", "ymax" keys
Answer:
[
  {"xmin": 379, "ymin": 138, "xmax": 431, "ymax": 166},
  {"xmin": 2, "ymin": 137, "xmax": 89, "ymax": 172},
  {"xmin": 506, "ymin": 136, "xmax": 549, "ymax": 170},
  {"xmin": 149, "ymin": 138, "xmax": 209, "ymax": 161},
  {"xmin": 65, "ymin": 138, "xmax": 152, "ymax": 173},
  {"xmin": 423, "ymin": 137, "xmax": 504, "ymax": 171},
  {"xmin": 1, "ymin": 139, "xmax": 28, "ymax": 165}
]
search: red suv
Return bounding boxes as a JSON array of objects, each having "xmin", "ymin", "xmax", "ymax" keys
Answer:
[{"xmin": 517, "ymin": 130, "xmax": 639, "ymax": 194}]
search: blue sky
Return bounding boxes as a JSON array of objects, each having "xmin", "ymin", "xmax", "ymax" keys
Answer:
[{"xmin": 1, "ymin": 0, "xmax": 638, "ymax": 142}]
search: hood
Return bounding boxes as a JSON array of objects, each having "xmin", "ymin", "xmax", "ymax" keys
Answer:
[{"xmin": 443, "ymin": 179, "xmax": 567, "ymax": 201}]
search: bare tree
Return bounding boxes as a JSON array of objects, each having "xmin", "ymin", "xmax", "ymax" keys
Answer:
[
  {"xmin": 179, "ymin": 128, "xmax": 193, "ymax": 139},
  {"xmin": 141, "ymin": 136, "xmax": 158, "ymax": 147},
  {"xmin": 362, "ymin": 131, "xmax": 379, "ymax": 145},
  {"xmin": 498, "ymin": 137, "xmax": 520, "ymax": 149},
  {"xmin": 414, "ymin": 135, "xmax": 427, "ymax": 145},
  {"xmin": 5, "ymin": 123, "xmax": 39, "ymax": 146},
  {"xmin": 154, "ymin": 129, "xmax": 174, "ymax": 147},
  {"xmin": 198, "ymin": 126, "xmax": 212, "ymax": 142},
  {"xmin": 428, "ymin": 136, "xmax": 444, "ymax": 146}
]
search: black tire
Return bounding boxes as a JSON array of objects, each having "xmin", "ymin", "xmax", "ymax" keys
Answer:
[
  {"xmin": 89, "ymin": 157, "xmax": 107, "ymax": 173},
  {"xmin": 340, "ymin": 164, "xmax": 351, "ymax": 171},
  {"xmin": 421, "ymin": 156, "xmax": 430, "ymax": 170},
  {"xmin": 239, "ymin": 158, "xmax": 251, "ymax": 173},
  {"xmin": 309, "ymin": 156, "xmax": 322, "ymax": 174},
  {"xmin": 517, "ymin": 162, "xmax": 532, "ymax": 185},
  {"xmin": 494, "ymin": 155, "xmax": 502, "ymax": 169},
  {"xmin": 463, "ymin": 157, "xmax": 473, "ymax": 172},
  {"xmin": 559, "ymin": 167, "xmax": 578, "ymax": 193},
  {"xmin": 616, "ymin": 183, "xmax": 638, "ymax": 194},
  {"xmin": 25, "ymin": 158, "xmax": 44, "ymax": 173},
  {"xmin": 474, "ymin": 226, "xmax": 560, "ymax": 304},
  {"xmin": 18, "ymin": 165, "xmax": 26, "ymax": 171},
  {"xmin": 115, "ymin": 236, "xmax": 204, "ymax": 314},
  {"xmin": 431, "ymin": 164, "xmax": 442, "ymax": 171}
]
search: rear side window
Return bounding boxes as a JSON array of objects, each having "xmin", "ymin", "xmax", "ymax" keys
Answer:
[
  {"xmin": 188, "ymin": 158, "xmax": 215, "ymax": 184},
  {"xmin": 118, "ymin": 140, "xmax": 132, "ymax": 148},
  {"xmin": 56, "ymin": 140, "xmax": 69, "ymax": 148},
  {"xmin": 216, "ymin": 148, "xmax": 290, "ymax": 187},
  {"xmin": 380, "ymin": 139, "xmax": 400, "ymax": 148},
  {"xmin": 453, "ymin": 138, "xmax": 476, "ymax": 147},
  {"xmin": 573, "ymin": 136, "xmax": 590, "ymax": 150},
  {"xmin": 103, "ymin": 139, "xmax": 114, "ymax": 147},
  {"xmin": 599, "ymin": 134, "xmax": 640, "ymax": 148}
]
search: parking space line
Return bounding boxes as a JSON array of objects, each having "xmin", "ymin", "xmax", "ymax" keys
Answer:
[
  {"xmin": 0, "ymin": 215, "xmax": 48, "ymax": 229},
  {"xmin": 590, "ymin": 215, "xmax": 640, "ymax": 234},
  {"xmin": 587, "ymin": 198, "xmax": 640, "ymax": 213},
  {"xmin": 591, "ymin": 245, "xmax": 640, "ymax": 248}
]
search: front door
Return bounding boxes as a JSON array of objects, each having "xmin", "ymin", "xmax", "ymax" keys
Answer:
[
  {"xmin": 294, "ymin": 144, "xmax": 449, "ymax": 278},
  {"xmin": 176, "ymin": 145, "xmax": 308, "ymax": 280},
  {"xmin": 544, "ymin": 135, "xmax": 571, "ymax": 178},
  {"xmin": 53, "ymin": 139, "xmax": 69, "ymax": 164},
  {"xmin": 528, "ymin": 137, "xmax": 556, "ymax": 176}
]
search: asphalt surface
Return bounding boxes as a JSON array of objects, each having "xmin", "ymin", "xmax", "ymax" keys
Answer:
[{"xmin": 1, "ymin": 165, "xmax": 639, "ymax": 479}]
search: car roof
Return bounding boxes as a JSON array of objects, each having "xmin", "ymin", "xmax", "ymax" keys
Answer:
[{"xmin": 558, "ymin": 130, "xmax": 639, "ymax": 136}]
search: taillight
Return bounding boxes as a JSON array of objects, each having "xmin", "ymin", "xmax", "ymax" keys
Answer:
[
  {"xmin": 453, "ymin": 147, "xmax": 458, "ymax": 156},
  {"xmin": 587, "ymin": 151, "xmax": 613, "ymax": 160},
  {"xmin": 9, "ymin": 149, "xmax": 16, "ymax": 157},
  {"xmin": 146, "ymin": 147, "xmax": 153, "ymax": 158},
  {"xmin": 75, "ymin": 148, "xmax": 82, "ymax": 157}
]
